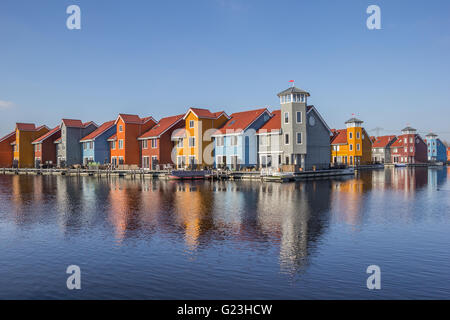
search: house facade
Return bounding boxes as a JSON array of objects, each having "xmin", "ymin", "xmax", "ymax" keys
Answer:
[
  {"xmin": 138, "ymin": 114, "xmax": 184, "ymax": 169},
  {"xmin": 0, "ymin": 131, "xmax": 16, "ymax": 168},
  {"xmin": 256, "ymin": 110, "xmax": 282, "ymax": 169},
  {"xmin": 80, "ymin": 120, "xmax": 116, "ymax": 165},
  {"xmin": 109, "ymin": 114, "xmax": 156, "ymax": 167},
  {"xmin": 31, "ymin": 126, "xmax": 61, "ymax": 168},
  {"xmin": 174, "ymin": 108, "xmax": 229, "ymax": 169},
  {"xmin": 425, "ymin": 133, "xmax": 447, "ymax": 163},
  {"xmin": 330, "ymin": 117, "xmax": 372, "ymax": 166},
  {"xmin": 56, "ymin": 119, "xmax": 98, "ymax": 167},
  {"xmin": 390, "ymin": 126, "xmax": 427, "ymax": 164},
  {"xmin": 371, "ymin": 135, "xmax": 397, "ymax": 163},
  {"xmin": 447, "ymin": 148, "xmax": 450, "ymax": 163},
  {"xmin": 13, "ymin": 123, "xmax": 50, "ymax": 168},
  {"xmin": 212, "ymin": 108, "xmax": 272, "ymax": 170}
]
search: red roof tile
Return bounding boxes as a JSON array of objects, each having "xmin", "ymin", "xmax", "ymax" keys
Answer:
[
  {"xmin": 138, "ymin": 115, "xmax": 184, "ymax": 139},
  {"xmin": 372, "ymin": 135, "xmax": 397, "ymax": 148},
  {"xmin": 80, "ymin": 120, "xmax": 115, "ymax": 142},
  {"xmin": 214, "ymin": 108, "xmax": 269, "ymax": 135},
  {"xmin": 16, "ymin": 123, "xmax": 36, "ymax": 131},
  {"xmin": 107, "ymin": 133, "xmax": 117, "ymax": 141},
  {"xmin": 330, "ymin": 129, "xmax": 348, "ymax": 144},
  {"xmin": 116, "ymin": 114, "xmax": 154, "ymax": 125},
  {"xmin": 0, "ymin": 131, "xmax": 15, "ymax": 143},
  {"xmin": 391, "ymin": 134, "xmax": 411, "ymax": 147},
  {"xmin": 257, "ymin": 110, "xmax": 281, "ymax": 134},
  {"xmin": 32, "ymin": 127, "xmax": 61, "ymax": 144},
  {"xmin": 185, "ymin": 108, "xmax": 229, "ymax": 120},
  {"xmin": 61, "ymin": 119, "xmax": 83, "ymax": 128},
  {"xmin": 54, "ymin": 137, "xmax": 62, "ymax": 143}
]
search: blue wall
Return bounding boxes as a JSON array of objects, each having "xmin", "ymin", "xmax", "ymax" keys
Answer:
[
  {"xmin": 82, "ymin": 125, "xmax": 116, "ymax": 164},
  {"xmin": 427, "ymin": 138, "xmax": 447, "ymax": 162}
]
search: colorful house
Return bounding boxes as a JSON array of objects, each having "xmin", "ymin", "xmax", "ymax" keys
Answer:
[
  {"xmin": 80, "ymin": 120, "xmax": 116, "ymax": 165},
  {"xmin": 173, "ymin": 108, "xmax": 229, "ymax": 169},
  {"xmin": 371, "ymin": 135, "xmax": 397, "ymax": 164},
  {"xmin": 137, "ymin": 114, "xmax": 184, "ymax": 169},
  {"xmin": 12, "ymin": 123, "xmax": 50, "ymax": 168},
  {"xmin": 108, "ymin": 114, "xmax": 156, "ymax": 167},
  {"xmin": 0, "ymin": 131, "xmax": 16, "ymax": 168},
  {"xmin": 55, "ymin": 119, "xmax": 98, "ymax": 167},
  {"xmin": 447, "ymin": 147, "xmax": 450, "ymax": 163},
  {"xmin": 330, "ymin": 117, "xmax": 372, "ymax": 166},
  {"xmin": 31, "ymin": 126, "xmax": 61, "ymax": 168},
  {"xmin": 425, "ymin": 132, "xmax": 447, "ymax": 163},
  {"xmin": 278, "ymin": 87, "xmax": 332, "ymax": 170},
  {"xmin": 390, "ymin": 126, "xmax": 427, "ymax": 164},
  {"xmin": 256, "ymin": 110, "xmax": 282, "ymax": 169},
  {"xmin": 212, "ymin": 108, "xmax": 272, "ymax": 170}
]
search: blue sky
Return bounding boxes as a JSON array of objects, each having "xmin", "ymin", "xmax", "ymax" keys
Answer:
[{"xmin": 1, "ymin": 0, "xmax": 449, "ymax": 141}]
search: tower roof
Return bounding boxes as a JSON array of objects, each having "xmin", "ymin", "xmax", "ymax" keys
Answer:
[
  {"xmin": 425, "ymin": 132, "xmax": 437, "ymax": 137},
  {"xmin": 345, "ymin": 117, "xmax": 364, "ymax": 124},
  {"xmin": 277, "ymin": 86, "xmax": 310, "ymax": 97},
  {"xmin": 401, "ymin": 126, "xmax": 416, "ymax": 132}
]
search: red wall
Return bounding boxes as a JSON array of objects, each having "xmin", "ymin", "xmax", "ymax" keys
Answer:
[{"xmin": 0, "ymin": 133, "xmax": 15, "ymax": 167}]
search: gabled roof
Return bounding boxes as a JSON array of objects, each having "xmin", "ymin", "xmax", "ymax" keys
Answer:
[
  {"xmin": 32, "ymin": 127, "xmax": 61, "ymax": 144},
  {"xmin": 213, "ymin": 108, "xmax": 270, "ymax": 136},
  {"xmin": 277, "ymin": 86, "xmax": 310, "ymax": 97},
  {"xmin": 80, "ymin": 120, "xmax": 115, "ymax": 142},
  {"xmin": 391, "ymin": 133, "xmax": 419, "ymax": 147},
  {"xmin": 107, "ymin": 133, "xmax": 117, "ymax": 142},
  {"xmin": 257, "ymin": 110, "xmax": 281, "ymax": 134},
  {"xmin": 330, "ymin": 129, "xmax": 347, "ymax": 145},
  {"xmin": 183, "ymin": 108, "xmax": 230, "ymax": 120},
  {"xmin": 372, "ymin": 135, "xmax": 397, "ymax": 148},
  {"xmin": 138, "ymin": 115, "xmax": 184, "ymax": 140},
  {"xmin": 307, "ymin": 105, "xmax": 332, "ymax": 133},
  {"xmin": 0, "ymin": 131, "xmax": 15, "ymax": 143},
  {"xmin": 16, "ymin": 123, "xmax": 36, "ymax": 131},
  {"xmin": 115, "ymin": 114, "xmax": 155, "ymax": 125},
  {"xmin": 60, "ymin": 119, "xmax": 97, "ymax": 128}
]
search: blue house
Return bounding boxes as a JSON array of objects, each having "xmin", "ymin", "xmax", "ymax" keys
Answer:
[
  {"xmin": 425, "ymin": 132, "xmax": 447, "ymax": 162},
  {"xmin": 212, "ymin": 108, "xmax": 272, "ymax": 170},
  {"xmin": 80, "ymin": 120, "xmax": 116, "ymax": 165}
]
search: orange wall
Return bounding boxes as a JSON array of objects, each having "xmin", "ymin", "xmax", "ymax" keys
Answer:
[{"xmin": 14, "ymin": 127, "xmax": 49, "ymax": 168}]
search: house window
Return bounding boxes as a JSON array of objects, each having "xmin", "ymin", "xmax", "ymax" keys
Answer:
[
  {"xmin": 296, "ymin": 132, "xmax": 302, "ymax": 144},
  {"xmin": 83, "ymin": 143, "xmax": 87, "ymax": 150},
  {"xmin": 90, "ymin": 142, "xmax": 93, "ymax": 149},
  {"xmin": 216, "ymin": 136, "xmax": 224, "ymax": 147},
  {"xmin": 410, "ymin": 147, "xmax": 413, "ymax": 152},
  {"xmin": 404, "ymin": 147, "xmax": 407, "ymax": 152},
  {"xmin": 151, "ymin": 139, "xmax": 157, "ymax": 149},
  {"xmin": 285, "ymin": 133, "xmax": 289, "ymax": 145},
  {"xmin": 404, "ymin": 138, "xmax": 407, "ymax": 143},
  {"xmin": 177, "ymin": 138, "xmax": 183, "ymax": 148},
  {"xmin": 356, "ymin": 132, "xmax": 360, "ymax": 139},
  {"xmin": 231, "ymin": 136, "xmax": 238, "ymax": 146},
  {"xmin": 349, "ymin": 144, "xmax": 353, "ymax": 151},
  {"xmin": 119, "ymin": 139, "xmax": 124, "ymax": 149},
  {"xmin": 284, "ymin": 112, "xmax": 289, "ymax": 124},
  {"xmin": 189, "ymin": 137, "xmax": 195, "ymax": 147},
  {"xmin": 189, "ymin": 120, "xmax": 195, "ymax": 128},
  {"xmin": 142, "ymin": 140, "xmax": 148, "ymax": 149},
  {"xmin": 357, "ymin": 144, "xmax": 360, "ymax": 151},
  {"xmin": 118, "ymin": 156, "xmax": 124, "ymax": 164},
  {"xmin": 296, "ymin": 112, "xmax": 302, "ymax": 124},
  {"xmin": 119, "ymin": 125, "xmax": 123, "ymax": 132},
  {"xmin": 111, "ymin": 141, "xmax": 116, "ymax": 150},
  {"xmin": 142, "ymin": 156, "xmax": 150, "ymax": 169},
  {"xmin": 349, "ymin": 132, "xmax": 353, "ymax": 139},
  {"xmin": 410, "ymin": 138, "xmax": 413, "ymax": 143}
]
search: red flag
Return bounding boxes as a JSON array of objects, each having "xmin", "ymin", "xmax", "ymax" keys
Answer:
[{"xmin": 289, "ymin": 80, "xmax": 294, "ymax": 83}]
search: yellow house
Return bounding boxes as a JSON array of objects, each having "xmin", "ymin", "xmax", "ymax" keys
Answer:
[
  {"xmin": 174, "ymin": 108, "xmax": 229, "ymax": 169},
  {"xmin": 13, "ymin": 123, "xmax": 49, "ymax": 168},
  {"xmin": 330, "ymin": 117, "xmax": 372, "ymax": 166}
]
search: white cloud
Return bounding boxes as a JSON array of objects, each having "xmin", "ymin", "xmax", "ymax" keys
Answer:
[{"xmin": 0, "ymin": 100, "xmax": 14, "ymax": 109}]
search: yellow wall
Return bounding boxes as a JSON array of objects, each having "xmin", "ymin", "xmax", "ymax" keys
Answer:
[
  {"xmin": 14, "ymin": 127, "xmax": 49, "ymax": 168},
  {"xmin": 331, "ymin": 127, "xmax": 372, "ymax": 165}
]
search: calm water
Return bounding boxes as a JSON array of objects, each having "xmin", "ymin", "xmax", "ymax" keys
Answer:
[{"xmin": 0, "ymin": 167, "xmax": 449, "ymax": 299}]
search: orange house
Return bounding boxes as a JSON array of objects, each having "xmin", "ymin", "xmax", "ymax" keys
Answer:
[
  {"xmin": 12, "ymin": 123, "xmax": 50, "ymax": 168},
  {"xmin": 108, "ymin": 114, "xmax": 156, "ymax": 167},
  {"xmin": 173, "ymin": 108, "xmax": 229, "ymax": 168},
  {"xmin": 0, "ymin": 131, "xmax": 16, "ymax": 167}
]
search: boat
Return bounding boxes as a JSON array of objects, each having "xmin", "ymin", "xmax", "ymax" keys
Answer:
[
  {"xmin": 169, "ymin": 170, "xmax": 212, "ymax": 180},
  {"xmin": 395, "ymin": 163, "xmax": 407, "ymax": 167}
]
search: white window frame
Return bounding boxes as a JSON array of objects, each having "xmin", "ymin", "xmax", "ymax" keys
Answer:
[
  {"xmin": 296, "ymin": 132, "xmax": 302, "ymax": 145},
  {"xmin": 216, "ymin": 136, "xmax": 224, "ymax": 147},
  {"xmin": 189, "ymin": 137, "xmax": 195, "ymax": 147},
  {"xmin": 189, "ymin": 120, "xmax": 195, "ymax": 128},
  {"xmin": 151, "ymin": 139, "xmax": 157, "ymax": 149},
  {"xmin": 296, "ymin": 111, "xmax": 302, "ymax": 124},
  {"xmin": 284, "ymin": 112, "xmax": 289, "ymax": 124},
  {"xmin": 142, "ymin": 140, "xmax": 148, "ymax": 149},
  {"xmin": 349, "ymin": 132, "xmax": 353, "ymax": 139},
  {"xmin": 119, "ymin": 139, "xmax": 124, "ymax": 150},
  {"xmin": 356, "ymin": 132, "xmax": 360, "ymax": 139},
  {"xmin": 284, "ymin": 133, "xmax": 290, "ymax": 145},
  {"xmin": 119, "ymin": 125, "xmax": 123, "ymax": 132},
  {"xmin": 357, "ymin": 143, "xmax": 360, "ymax": 151},
  {"xmin": 349, "ymin": 144, "xmax": 353, "ymax": 151},
  {"xmin": 177, "ymin": 138, "xmax": 183, "ymax": 148}
]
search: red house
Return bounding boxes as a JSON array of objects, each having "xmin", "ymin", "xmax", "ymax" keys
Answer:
[
  {"xmin": 0, "ymin": 131, "xmax": 16, "ymax": 167},
  {"xmin": 138, "ymin": 114, "xmax": 184, "ymax": 169},
  {"xmin": 31, "ymin": 126, "xmax": 61, "ymax": 168},
  {"xmin": 390, "ymin": 126, "xmax": 427, "ymax": 164}
]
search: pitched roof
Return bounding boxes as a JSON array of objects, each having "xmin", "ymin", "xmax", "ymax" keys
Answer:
[
  {"xmin": 277, "ymin": 86, "xmax": 310, "ymax": 97},
  {"xmin": 213, "ymin": 108, "xmax": 269, "ymax": 135},
  {"xmin": 107, "ymin": 133, "xmax": 117, "ymax": 141},
  {"xmin": 330, "ymin": 129, "xmax": 348, "ymax": 144},
  {"xmin": 372, "ymin": 135, "xmax": 397, "ymax": 148},
  {"xmin": 257, "ymin": 110, "xmax": 281, "ymax": 134},
  {"xmin": 116, "ymin": 114, "xmax": 155, "ymax": 125},
  {"xmin": 184, "ymin": 108, "xmax": 229, "ymax": 120},
  {"xmin": 61, "ymin": 119, "xmax": 83, "ymax": 128},
  {"xmin": 80, "ymin": 120, "xmax": 115, "ymax": 142},
  {"xmin": 32, "ymin": 127, "xmax": 61, "ymax": 144},
  {"xmin": 0, "ymin": 131, "xmax": 15, "ymax": 143},
  {"xmin": 16, "ymin": 123, "xmax": 36, "ymax": 131},
  {"xmin": 138, "ymin": 115, "xmax": 184, "ymax": 140},
  {"xmin": 391, "ymin": 134, "xmax": 415, "ymax": 147}
]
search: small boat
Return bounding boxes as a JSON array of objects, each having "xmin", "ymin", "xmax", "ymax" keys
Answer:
[
  {"xmin": 169, "ymin": 170, "xmax": 211, "ymax": 180},
  {"xmin": 395, "ymin": 163, "xmax": 407, "ymax": 167}
]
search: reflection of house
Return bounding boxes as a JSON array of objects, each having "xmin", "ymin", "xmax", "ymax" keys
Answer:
[
  {"xmin": 330, "ymin": 117, "xmax": 372, "ymax": 166},
  {"xmin": 80, "ymin": 120, "xmax": 116, "ymax": 165},
  {"xmin": 174, "ymin": 108, "xmax": 229, "ymax": 169},
  {"xmin": 371, "ymin": 135, "xmax": 397, "ymax": 163},
  {"xmin": 390, "ymin": 126, "xmax": 427, "ymax": 164},
  {"xmin": 108, "ymin": 114, "xmax": 156, "ymax": 167},
  {"xmin": 212, "ymin": 108, "xmax": 271, "ymax": 170},
  {"xmin": 13, "ymin": 123, "xmax": 50, "ymax": 168},
  {"xmin": 0, "ymin": 130, "xmax": 16, "ymax": 167},
  {"xmin": 425, "ymin": 133, "xmax": 447, "ymax": 163},
  {"xmin": 31, "ymin": 126, "xmax": 61, "ymax": 168},
  {"xmin": 138, "ymin": 114, "xmax": 184, "ymax": 169}
]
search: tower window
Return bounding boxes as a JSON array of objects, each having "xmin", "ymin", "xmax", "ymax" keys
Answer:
[
  {"xmin": 285, "ymin": 133, "xmax": 290, "ymax": 145},
  {"xmin": 284, "ymin": 112, "xmax": 289, "ymax": 124},
  {"xmin": 349, "ymin": 132, "xmax": 353, "ymax": 139},
  {"xmin": 296, "ymin": 112, "xmax": 302, "ymax": 124}
]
